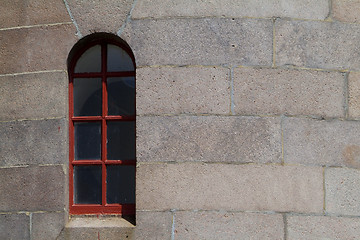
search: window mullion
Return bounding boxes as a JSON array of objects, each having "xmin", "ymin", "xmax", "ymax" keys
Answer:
[{"xmin": 101, "ymin": 43, "xmax": 108, "ymax": 208}]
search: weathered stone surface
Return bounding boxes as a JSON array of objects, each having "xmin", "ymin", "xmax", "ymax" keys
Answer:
[
  {"xmin": 0, "ymin": 0, "xmax": 70, "ymax": 28},
  {"xmin": 66, "ymin": 0, "xmax": 133, "ymax": 34},
  {"xmin": 175, "ymin": 211, "xmax": 284, "ymax": 240},
  {"xmin": 137, "ymin": 116, "xmax": 281, "ymax": 163},
  {"xmin": 0, "ymin": 72, "xmax": 67, "ymax": 121},
  {"xmin": 0, "ymin": 24, "xmax": 77, "ymax": 74},
  {"xmin": 32, "ymin": 212, "xmax": 65, "ymax": 240},
  {"xmin": 333, "ymin": 0, "xmax": 360, "ymax": 23},
  {"xmin": 325, "ymin": 168, "xmax": 360, "ymax": 216},
  {"xmin": 284, "ymin": 117, "xmax": 360, "ymax": 168},
  {"xmin": 0, "ymin": 214, "xmax": 29, "ymax": 240},
  {"xmin": 133, "ymin": 0, "xmax": 329, "ymax": 20},
  {"xmin": 276, "ymin": 19, "xmax": 360, "ymax": 70},
  {"xmin": 348, "ymin": 72, "xmax": 360, "ymax": 119},
  {"xmin": 137, "ymin": 66, "xmax": 230, "ymax": 115},
  {"xmin": 136, "ymin": 211, "xmax": 172, "ymax": 240},
  {"xmin": 122, "ymin": 18, "xmax": 273, "ymax": 66},
  {"xmin": 234, "ymin": 67, "xmax": 345, "ymax": 117},
  {"xmin": 0, "ymin": 119, "xmax": 67, "ymax": 166},
  {"xmin": 0, "ymin": 165, "xmax": 65, "ymax": 211},
  {"xmin": 137, "ymin": 163, "xmax": 323, "ymax": 213},
  {"xmin": 287, "ymin": 214, "xmax": 360, "ymax": 239}
]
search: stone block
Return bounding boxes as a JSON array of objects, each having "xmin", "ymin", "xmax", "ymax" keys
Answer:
[
  {"xmin": 0, "ymin": 24, "xmax": 77, "ymax": 74},
  {"xmin": 137, "ymin": 66, "xmax": 230, "ymax": 115},
  {"xmin": 133, "ymin": 0, "xmax": 329, "ymax": 20},
  {"xmin": 0, "ymin": 0, "xmax": 70, "ymax": 28},
  {"xmin": 0, "ymin": 72, "xmax": 67, "ymax": 121},
  {"xmin": 32, "ymin": 212, "xmax": 65, "ymax": 240},
  {"xmin": 122, "ymin": 18, "xmax": 273, "ymax": 66},
  {"xmin": 333, "ymin": 0, "xmax": 360, "ymax": 23},
  {"xmin": 66, "ymin": 0, "xmax": 133, "ymax": 34},
  {"xmin": 234, "ymin": 67, "xmax": 345, "ymax": 117},
  {"xmin": 137, "ymin": 116, "xmax": 281, "ymax": 163},
  {"xmin": 0, "ymin": 119, "xmax": 67, "ymax": 166},
  {"xmin": 284, "ymin": 117, "xmax": 360, "ymax": 167},
  {"xmin": 175, "ymin": 211, "xmax": 284, "ymax": 240},
  {"xmin": 135, "ymin": 211, "xmax": 172, "ymax": 240},
  {"xmin": 0, "ymin": 165, "xmax": 65, "ymax": 211},
  {"xmin": 348, "ymin": 72, "xmax": 360, "ymax": 119},
  {"xmin": 0, "ymin": 213, "xmax": 29, "ymax": 240},
  {"xmin": 325, "ymin": 168, "xmax": 360, "ymax": 216},
  {"xmin": 276, "ymin": 19, "xmax": 360, "ymax": 70},
  {"xmin": 287, "ymin": 214, "xmax": 360, "ymax": 239},
  {"xmin": 137, "ymin": 163, "xmax": 323, "ymax": 213}
]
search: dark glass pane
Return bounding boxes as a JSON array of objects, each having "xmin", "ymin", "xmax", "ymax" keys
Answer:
[
  {"xmin": 73, "ymin": 78, "xmax": 102, "ymax": 116},
  {"xmin": 75, "ymin": 45, "xmax": 101, "ymax": 73},
  {"xmin": 75, "ymin": 122, "xmax": 101, "ymax": 160},
  {"xmin": 107, "ymin": 44, "xmax": 134, "ymax": 72},
  {"xmin": 107, "ymin": 121, "xmax": 135, "ymax": 160},
  {"xmin": 107, "ymin": 77, "xmax": 135, "ymax": 116},
  {"xmin": 74, "ymin": 166, "xmax": 102, "ymax": 204},
  {"xmin": 106, "ymin": 165, "xmax": 135, "ymax": 204}
]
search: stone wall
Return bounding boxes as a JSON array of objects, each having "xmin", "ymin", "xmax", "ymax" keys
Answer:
[{"xmin": 1, "ymin": 0, "xmax": 360, "ymax": 239}]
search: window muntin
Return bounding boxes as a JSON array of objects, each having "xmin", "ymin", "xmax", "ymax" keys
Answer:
[{"xmin": 69, "ymin": 40, "xmax": 136, "ymax": 215}]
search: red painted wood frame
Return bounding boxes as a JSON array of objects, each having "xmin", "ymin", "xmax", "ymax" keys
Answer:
[{"xmin": 68, "ymin": 40, "xmax": 136, "ymax": 215}]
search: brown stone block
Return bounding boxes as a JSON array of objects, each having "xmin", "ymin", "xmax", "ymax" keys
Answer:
[
  {"xmin": 333, "ymin": 0, "xmax": 360, "ymax": 23},
  {"xmin": 0, "ymin": 119, "xmax": 67, "ymax": 166},
  {"xmin": 0, "ymin": 213, "xmax": 29, "ymax": 240},
  {"xmin": 137, "ymin": 163, "xmax": 324, "ymax": 213},
  {"xmin": 0, "ymin": 24, "xmax": 77, "ymax": 74},
  {"xmin": 137, "ymin": 116, "xmax": 281, "ymax": 163},
  {"xmin": 348, "ymin": 72, "xmax": 360, "ymax": 119},
  {"xmin": 32, "ymin": 212, "xmax": 65, "ymax": 240},
  {"xmin": 0, "ymin": 72, "xmax": 67, "ymax": 121},
  {"xmin": 135, "ymin": 211, "xmax": 172, "ymax": 240},
  {"xmin": 137, "ymin": 66, "xmax": 230, "ymax": 115},
  {"xmin": 0, "ymin": 0, "xmax": 70, "ymax": 28},
  {"xmin": 175, "ymin": 211, "xmax": 284, "ymax": 240},
  {"xmin": 0, "ymin": 165, "xmax": 65, "ymax": 211}
]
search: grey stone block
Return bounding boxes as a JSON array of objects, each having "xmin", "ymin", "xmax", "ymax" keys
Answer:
[
  {"xmin": 0, "ymin": 72, "xmax": 67, "ymax": 121},
  {"xmin": 325, "ymin": 167, "xmax": 360, "ymax": 216},
  {"xmin": 284, "ymin": 117, "xmax": 360, "ymax": 167},
  {"xmin": 175, "ymin": 211, "xmax": 284, "ymax": 240},
  {"xmin": 333, "ymin": 0, "xmax": 360, "ymax": 23},
  {"xmin": 135, "ymin": 211, "xmax": 172, "ymax": 240},
  {"xmin": 348, "ymin": 72, "xmax": 360, "ymax": 119},
  {"xmin": 122, "ymin": 18, "xmax": 273, "ymax": 66},
  {"xmin": 137, "ymin": 116, "xmax": 281, "ymax": 163},
  {"xmin": 0, "ymin": 213, "xmax": 30, "ymax": 240},
  {"xmin": 32, "ymin": 212, "xmax": 65, "ymax": 240},
  {"xmin": 0, "ymin": 119, "xmax": 67, "ymax": 166},
  {"xmin": 0, "ymin": 165, "xmax": 65, "ymax": 211},
  {"xmin": 137, "ymin": 163, "xmax": 324, "ymax": 213},
  {"xmin": 276, "ymin": 19, "xmax": 360, "ymax": 70}
]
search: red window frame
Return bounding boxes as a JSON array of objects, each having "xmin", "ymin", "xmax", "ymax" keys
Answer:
[{"xmin": 68, "ymin": 39, "xmax": 136, "ymax": 215}]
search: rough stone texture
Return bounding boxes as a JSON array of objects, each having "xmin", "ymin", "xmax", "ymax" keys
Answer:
[
  {"xmin": 348, "ymin": 71, "xmax": 360, "ymax": 119},
  {"xmin": 0, "ymin": 119, "xmax": 67, "ymax": 166},
  {"xmin": 133, "ymin": 0, "xmax": 329, "ymax": 20},
  {"xmin": 66, "ymin": 0, "xmax": 133, "ymax": 35},
  {"xmin": 333, "ymin": 0, "xmax": 360, "ymax": 23},
  {"xmin": 0, "ymin": 165, "xmax": 65, "ymax": 211},
  {"xmin": 136, "ymin": 211, "xmax": 172, "ymax": 240},
  {"xmin": 284, "ymin": 117, "xmax": 360, "ymax": 168},
  {"xmin": 137, "ymin": 66, "xmax": 230, "ymax": 115},
  {"xmin": 122, "ymin": 18, "xmax": 273, "ymax": 66},
  {"xmin": 287, "ymin": 214, "xmax": 360, "ymax": 240},
  {"xmin": 234, "ymin": 67, "xmax": 345, "ymax": 117},
  {"xmin": 32, "ymin": 212, "xmax": 65, "ymax": 240},
  {"xmin": 325, "ymin": 168, "xmax": 360, "ymax": 216},
  {"xmin": 276, "ymin": 19, "xmax": 360, "ymax": 70},
  {"xmin": 0, "ymin": 24, "xmax": 77, "ymax": 74},
  {"xmin": 0, "ymin": 72, "xmax": 67, "ymax": 121},
  {"xmin": 137, "ymin": 116, "xmax": 281, "ymax": 163},
  {"xmin": 137, "ymin": 163, "xmax": 323, "ymax": 213},
  {"xmin": 0, "ymin": 0, "xmax": 70, "ymax": 28},
  {"xmin": 0, "ymin": 214, "xmax": 30, "ymax": 240},
  {"xmin": 175, "ymin": 211, "xmax": 284, "ymax": 240}
]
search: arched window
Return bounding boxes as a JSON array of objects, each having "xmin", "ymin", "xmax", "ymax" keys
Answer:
[{"xmin": 68, "ymin": 34, "xmax": 136, "ymax": 215}]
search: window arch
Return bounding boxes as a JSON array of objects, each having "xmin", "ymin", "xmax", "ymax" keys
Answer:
[{"xmin": 68, "ymin": 34, "xmax": 136, "ymax": 215}]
